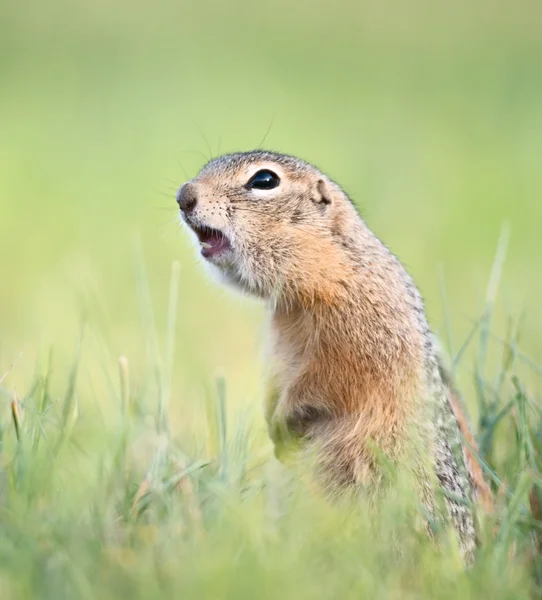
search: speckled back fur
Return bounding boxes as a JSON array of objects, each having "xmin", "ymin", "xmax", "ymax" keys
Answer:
[{"xmin": 177, "ymin": 150, "xmax": 493, "ymax": 562}]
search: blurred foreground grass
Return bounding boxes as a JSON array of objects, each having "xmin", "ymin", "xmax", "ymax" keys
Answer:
[
  {"xmin": 1, "ymin": 260, "xmax": 542, "ymax": 599},
  {"xmin": 1, "ymin": 0, "xmax": 542, "ymax": 597}
]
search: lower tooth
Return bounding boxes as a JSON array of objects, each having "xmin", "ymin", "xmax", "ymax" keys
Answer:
[{"xmin": 200, "ymin": 242, "xmax": 213, "ymax": 249}]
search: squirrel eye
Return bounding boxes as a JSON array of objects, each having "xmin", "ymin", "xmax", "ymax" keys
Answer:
[{"xmin": 246, "ymin": 169, "xmax": 280, "ymax": 190}]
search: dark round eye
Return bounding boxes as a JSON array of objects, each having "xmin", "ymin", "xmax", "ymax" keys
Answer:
[{"xmin": 246, "ymin": 169, "xmax": 280, "ymax": 190}]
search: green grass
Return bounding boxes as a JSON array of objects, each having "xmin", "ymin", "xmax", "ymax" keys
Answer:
[{"xmin": 1, "ymin": 256, "xmax": 542, "ymax": 599}]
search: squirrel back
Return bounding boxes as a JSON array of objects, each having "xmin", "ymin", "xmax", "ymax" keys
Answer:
[{"xmin": 176, "ymin": 150, "xmax": 493, "ymax": 560}]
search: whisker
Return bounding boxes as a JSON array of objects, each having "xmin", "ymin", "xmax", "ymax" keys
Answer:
[
  {"xmin": 157, "ymin": 216, "xmax": 185, "ymax": 239},
  {"xmin": 191, "ymin": 120, "xmax": 214, "ymax": 161},
  {"xmin": 175, "ymin": 160, "xmax": 189, "ymax": 181},
  {"xmin": 177, "ymin": 148, "xmax": 211, "ymax": 165},
  {"xmin": 162, "ymin": 177, "xmax": 182, "ymax": 186},
  {"xmin": 256, "ymin": 114, "xmax": 275, "ymax": 150}
]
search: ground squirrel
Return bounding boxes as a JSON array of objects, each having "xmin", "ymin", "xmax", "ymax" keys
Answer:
[{"xmin": 175, "ymin": 150, "xmax": 493, "ymax": 560}]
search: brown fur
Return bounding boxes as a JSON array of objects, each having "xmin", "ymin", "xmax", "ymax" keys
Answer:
[{"xmin": 177, "ymin": 150, "xmax": 492, "ymax": 554}]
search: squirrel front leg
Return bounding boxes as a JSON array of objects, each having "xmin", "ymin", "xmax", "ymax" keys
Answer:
[
  {"xmin": 266, "ymin": 385, "xmax": 376, "ymax": 491},
  {"xmin": 264, "ymin": 380, "xmax": 304, "ymax": 463}
]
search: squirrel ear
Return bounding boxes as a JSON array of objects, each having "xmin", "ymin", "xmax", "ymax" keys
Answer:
[{"xmin": 313, "ymin": 179, "xmax": 333, "ymax": 205}]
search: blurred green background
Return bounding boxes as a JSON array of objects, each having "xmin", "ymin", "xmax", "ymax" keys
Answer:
[{"xmin": 1, "ymin": 0, "xmax": 541, "ymax": 423}]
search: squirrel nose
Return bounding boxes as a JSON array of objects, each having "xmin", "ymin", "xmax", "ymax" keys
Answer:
[{"xmin": 176, "ymin": 183, "xmax": 198, "ymax": 214}]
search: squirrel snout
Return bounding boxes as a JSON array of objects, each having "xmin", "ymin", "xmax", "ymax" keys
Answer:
[{"xmin": 176, "ymin": 183, "xmax": 198, "ymax": 215}]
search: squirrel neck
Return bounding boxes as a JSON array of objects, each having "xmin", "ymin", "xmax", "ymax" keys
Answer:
[{"xmin": 269, "ymin": 220, "xmax": 428, "ymax": 415}]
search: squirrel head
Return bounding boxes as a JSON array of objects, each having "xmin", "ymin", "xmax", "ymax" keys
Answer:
[{"xmin": 176, "ymin": 150, "xmax": 358, "ymax": 305}]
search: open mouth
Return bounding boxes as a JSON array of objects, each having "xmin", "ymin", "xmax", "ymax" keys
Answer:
[{"xmin": 190, "ymin": 223, "xmax": 231, "ymax": 259}]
